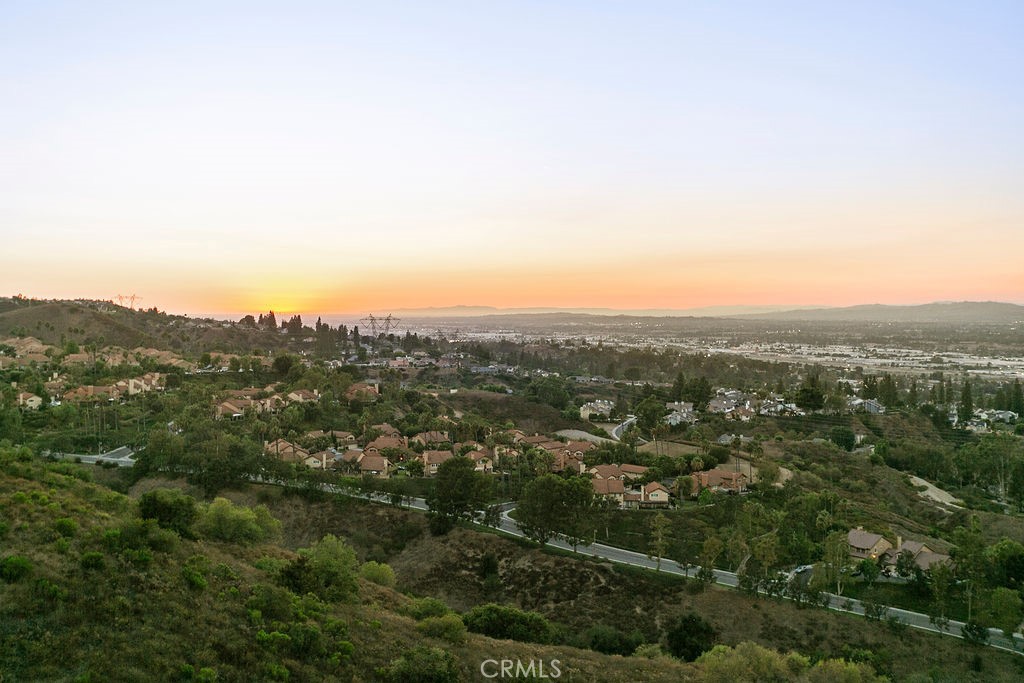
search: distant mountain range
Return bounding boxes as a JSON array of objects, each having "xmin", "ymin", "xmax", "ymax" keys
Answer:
[
  {"xmin": 729, "ymin": 301, "xmax": 1024, "ymax": 324},
  {"xmin": 378, "ymin": 304, "xmax": 827, "ymax": 318},
  {"xmin": 380, "ymin": 301, "xmax": 1024, "ymax": 325}
]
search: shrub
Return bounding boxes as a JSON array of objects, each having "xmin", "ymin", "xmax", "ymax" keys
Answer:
[
  {"xmin": 417, "ymin": 614, "xmax": 467, "ymax": 644},
  {"xmin": 53, "ymin": 517, "xmax": 78, "ymax": 538},
  {"xmin": 359, "ymin": 561, "xmax": 396, "ymax": 587},
  {"xmin": 403, "ymin": 597, "xmax": 451, "ymax": 620},
  {"xmin": 583, "ymin": 624, "xmax": 645, "ymax": 656},
  {"xmin": 462, "ymin": 603, "xmax": 553, "ymax": 644},
  {"xmin": 0, "ymin": 554, "xmax": 33, "ymax": 582},
  {"xmin": 182, "ymin": 555, "xmax": 210, "ymax": 590},
  {"xmin": 634, "ymin": 643, "xmax": 669, "ymax": 659},
  {"xmin": 195, "ymin": 498, "xmax": 281, "ymax": 544},
  {"xmin": 139, "ymin": 488, "xmax": 197, "ymax": 537},
  {"xmin": 384, "ymin": 646, "xmax": 459, "ymax": 683},
  {"xmin": 247, "ymin": 584, "xmax": 295, "ymax": 623},
  {"xmin": 108, "ymin": 518, "xmax": 178, "ymax": 553},
  {"xmin": 80, "ymin": 551, "xmax": 105, "ymax": 571},
  {"xmin": 278, "ymin": 535, "xmax": 358, "ymax": 601}
]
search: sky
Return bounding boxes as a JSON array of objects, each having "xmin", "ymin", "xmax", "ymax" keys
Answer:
[{"xmin": 2, "ymin": 1, "xmax": 1022, "ymax": 317}]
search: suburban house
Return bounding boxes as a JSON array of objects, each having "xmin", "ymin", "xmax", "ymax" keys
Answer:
[
  {"xmin": 216, "ymin": 399, "xmax": 257, "ymax": 419},
  {"xmin": 665, "ymin": 410, "xmax": 697, "ymax": 427},
  {"xmin": 847, "ymin": 527, "xmax": 893, "ymax": 562},
  {"xmin": 848, "ymin": 397, "xmax": 886, "ymax": 414},
  {"xmin": 692, "ymin": 468, "xmax": 748, "ymax": 494},
  {"xmin": 563, "ymin": 440, "xmax": 598, "ymax": 458},
  {"xmin": 64, "ymin": 385, "xmax": 118, "ymax": 402},
  {"xmin": 468, "ymin": 451, "xmax": 494, "ymax": 473},
  {"xmin": 365, "ymin": 436, "xmax": 408, "ymax": 453},
  {"xmin": 592, "ymin": 478, "xmax": 625, "ymax": 505},
  {"xmin": 359, "ymin": 454, "xmax": 391, "ymax": 478},
  {"xmin": 579, "ymin": 399, "xmax": 614, "ymax": 420},
  {"xmin": 411, "ymin": 430, "xmax": 450, "ymax": 447},
  {"xmin": 882, "ymin": 537, "xmax": 951, "ymax": 572},
  {"xmin": 287, "ymin": 389, "xmax": 320, "ymax": 403},
  {"xmin": 303, "ymin": 450, "xmax": 333, "ymax": 470},
  {"xmin": 623, "ymin": 481, "xmax": 671, "ymax": 508},
  {"xmin": 421, "ymin": 450, "xmax": 454, "ymax": 475},
  {"xmin": 588, "ymin": 464, "xmax": 626, "ymax": 480},
  {"xmin": 345, "ymin": 383, "xmax": 379, "ymax": 401},
  {"xmin": 619, "ymin": 464, "xmax": 649, "ymax": 481},
  {"xmin": 551, "ymin": 450, "xmax": 586, "ymax": 475},
  {"xmin": 517, "ymin": 434, "xmax": 552, "ymax": 447},
  {"xmin": 264, "ymin": 439, "xmax": 309, "ymax": 464},
  {"xmin": 305, "ymin": 429, "xmax": 356, "ymax": 444},
  {"xmin": 369, "ymin": 423, "xmax": 402, "ymax": 439},
  {"xmin": 16, "ymin": 392, "xmax": 42, "ymax": 410}
]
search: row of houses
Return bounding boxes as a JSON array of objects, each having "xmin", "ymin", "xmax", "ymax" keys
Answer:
[{"xmin": 62, "ymin": 372, "xmax": 165, "ymax": 403}]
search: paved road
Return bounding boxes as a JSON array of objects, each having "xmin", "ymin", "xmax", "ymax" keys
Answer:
[{"xmin": 610, "ymin": 416, "xmax": 637, "ymax": 441}]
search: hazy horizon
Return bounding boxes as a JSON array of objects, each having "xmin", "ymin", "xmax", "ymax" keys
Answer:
[{"xmin": 3, "ymin": 2, "xmax": 1022, "ymax": 313}]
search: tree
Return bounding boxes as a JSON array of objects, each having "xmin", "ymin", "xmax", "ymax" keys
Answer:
[
  {"xmin": 664, "ymin": 612, "xmax": 716, "ymax": 662},
  {"xmin": 816, "ymin": 531, "xmax": 849, "ymax": 596},
  {"xmin": 272, "ymin": 354, "xmax": 296, "ymax": 376},
  {"xmin": 636, "ymin": 395, "xmax": 666, "ymax": 437},
  {"xmin": 560, "ymin": 476, "xmax": 596, "ymax": 550},
  {"xmin": 828, "ymin": 426, "xmax": 856, "ymax": 452},
  {"xmin": 985, "ymin": 587, "xmax": 1023, "ymax": 639},
  {"xmin": 525, "ymin": 376, "xmax": 571, "ymax": 410},
  {"xmin": 138, "ymin": 488, "xmax": 197, "ymax": 537},
  {"xmin": 796, "ymin": 374, "xmax": 825, "ymax": 412},
  {"xmin": 698, "ymin": 536, "xmax": 724, "ymax": 587},
  {"xmin": 987, "ymin": 538, "xmax": 1024, "ymax": 590},
  {"xmin": 648, "ymin": 512, "xmax": 673, "ymax": 571},
  {"xmin": 895, "ymin": 549, "xmax": 917, "ymax": 579},
  {"xmin": 959, "ymin": 380, "xmax": 974, "ymax": 425},
  {"xmin": 858, "ymin": 558, "xmax": 880, "ymax": 588},
  {"xmin": 426, "ymin": 456, "xmax": 493, "ymax": 533},
  {"xmin": 516, "ymin": 474, "xmax": 567, "ymax": 546},
  {"xmin": 951, "ymin": 516, "xmax": 987, "ymax": 621},
  {"xmin": 929, "ymin": 562, "xmax": 953, "ymax": 631},
  {"xmin": 977, "ymin": 432, "xmax": 1021, "ymax": 503}
]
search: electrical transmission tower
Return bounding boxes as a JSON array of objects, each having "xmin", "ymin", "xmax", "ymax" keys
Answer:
[
  {"xmin": 114, "ymin": 293, "xmax": 143, "ymax": 309},
  {"xmin": 360, "ymin": 313, "xmax": 402, "ymax": 337}
]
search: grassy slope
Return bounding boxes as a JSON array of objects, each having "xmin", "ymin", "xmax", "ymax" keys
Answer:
[
  {"xmin": 0, "ymin": 300, "xmax": 287, "ymax": 355},
  {"xmin": 0, "ymin": 462, "xmax": 694, "ymax": 683}
]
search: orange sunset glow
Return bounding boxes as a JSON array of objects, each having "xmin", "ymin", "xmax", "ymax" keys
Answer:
[{"xmin": 2, "ymin": 3, "xmax": 1022, "ymax": 316}]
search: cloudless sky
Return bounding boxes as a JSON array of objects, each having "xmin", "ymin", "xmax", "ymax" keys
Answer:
[{"xmin": 2, "ymin": 1, "xmax": 1022, "ymax": 315}]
